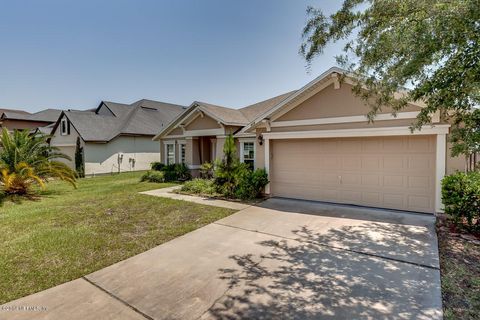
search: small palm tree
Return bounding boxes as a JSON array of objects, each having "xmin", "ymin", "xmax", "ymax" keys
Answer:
[
  {"xmin": 0, "ymin": 128, "xmax": 76, "ymax": 195},
  {"xmin": 214, "ymin": 134, "xmax": 240, "ymax": 197}
]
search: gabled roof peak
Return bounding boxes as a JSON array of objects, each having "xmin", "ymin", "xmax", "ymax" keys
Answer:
[{"xmin": 56, "ymin": 98, "xmax": 185, "ymax": 142}]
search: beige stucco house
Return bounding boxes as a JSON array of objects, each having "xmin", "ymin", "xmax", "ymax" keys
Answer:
[
  {"xmin": 154, "ymin": 67, "xmax": 464, "ymax": 214},
  {"xmin": 50, "ymin": 99, "xmax": 184, "ymax": 175}
]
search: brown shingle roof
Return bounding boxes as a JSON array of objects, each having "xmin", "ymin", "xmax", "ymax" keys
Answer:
[
  {"xmin": 195, "ymin": 102, "xmax": 249, "ymax": 125},
  {"xmin": 239, "ymin": 91, "xmax": 297, "ymax": 122},
  {"xmin": 194, "ymin": 90, "xmax": 297, "ymax": 126}
]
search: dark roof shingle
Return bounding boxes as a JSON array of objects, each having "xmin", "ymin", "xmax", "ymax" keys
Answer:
[
  {"xmin": 1, "ymin": 108, "xmax": 62, "ymax": 123},
  {"xmin": 63, "ymin": 99, "xmax": 185, "ymax": 142}
]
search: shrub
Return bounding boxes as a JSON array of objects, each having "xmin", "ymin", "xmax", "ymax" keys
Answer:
[
  {"xmin": 161, "ymin": 164, "xmax": 178, "ymax": 182},
  {"xmin": 140, "ymin": 171, "xmax": 165, "ymax": 183},
  {"xmin": 214, "ymin": 135, "xmax": 239, "ymax": 197},
  {"xmin": 442, "ymin": 171, "xmax": 480, "ymax": 231},
  {"xmin": 180, "ymin": 178, "xmax": 216, "ymax": 195},
  {"xmin": 200, "ymin": 162, "xmax": 214, "ymax": 179},
  {"xmin": 234, "ymin": 166, "xmax": 269, "ymax": 200},
  {"xmin": 174, "ymin": 163, "xmax": 191, "ymax": 181},
  {"xmin": 210, "ymin": 134, "xmax": 269, "ymax": 200},
  {"xmin": 159, "ymin": 163, "xmax": 191, "ymax": 182},
  {"xmin": 151, "ymin": 162, "xmax": 165, "ymax": 171}
]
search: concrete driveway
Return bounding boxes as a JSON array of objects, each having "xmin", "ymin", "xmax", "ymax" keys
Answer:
[{"xmin": 1, "ymin": 198, "xmax": 442, "ymax": 320}]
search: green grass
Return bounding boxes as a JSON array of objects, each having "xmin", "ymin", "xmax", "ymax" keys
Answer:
[{"xmin": 0, "ymin": 172, "xmax": 236, "ymax": 304}]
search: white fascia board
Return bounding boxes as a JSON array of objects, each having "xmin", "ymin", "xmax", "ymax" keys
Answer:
[
  {"xmin": 262, "ymin": 124, "xmax": 450, "ymax": 140},
  {"xmin": 233, "ymin": 133, "xmax": 256, "ymax": 139},
  {"xmin": 160, "ymin": 135, "xmax": 185, "ymax": 139},
  {"xmin": 183, "ymin": 128, "xmax": 225, "ymax": 136},
  {"xmin": 238, "ymin": 137, "xmax": 256, "ymax": 142},
  {"xmin": 271, "ymin": 111, "xmax": 421, "ymax": 128}
]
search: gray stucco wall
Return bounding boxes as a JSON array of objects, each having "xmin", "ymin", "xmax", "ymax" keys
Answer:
[{"xmin": 84, "ymin": 136, "xmax": 160, "ymax": 175}]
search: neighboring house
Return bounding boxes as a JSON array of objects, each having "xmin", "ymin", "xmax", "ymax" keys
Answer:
[
  {"xmin": 50, "ymin": 99, "xmax": 184, "ymax": 175},
  {"xmin": 154, "ymin": 67, "xmax": 465, "ymax": 214},
  {"xmin": 0, "ymin": 108, "xmax": 62, "ymax": 132}
]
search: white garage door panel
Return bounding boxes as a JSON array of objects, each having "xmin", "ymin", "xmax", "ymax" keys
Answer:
[{"xmin": 271, "ymin": 136, "xmax": 436, "ymax": 213}]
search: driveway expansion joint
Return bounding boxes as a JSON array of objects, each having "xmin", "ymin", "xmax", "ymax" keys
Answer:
[
  {"xmin": 81, "ymin": 276, "xmax": 154, "ymax": 320},
  {"xmin": 213, "ymin": 222, "xmax": 440, "ymax": 271}
]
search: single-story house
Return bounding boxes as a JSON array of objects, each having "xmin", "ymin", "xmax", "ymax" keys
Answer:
[
  {"xmin": 0, "ymin": 108, "xmax": 62, "ymax": 132},
  {"xmin": 154, "ymin": 67, "xmax": 464, "ymax": 214},
  {"xmin": 50, "ymin": 99, "xmax": 184, "ymax": 175}
]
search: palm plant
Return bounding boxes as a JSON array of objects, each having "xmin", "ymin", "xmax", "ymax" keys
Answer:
[
  {"xmin": 214, "ymin": 134, "xmax": 240, "ymax": 197},
  {"xmin": 0, "ymin": 128, "xmax": 76, "ymax": 195}
]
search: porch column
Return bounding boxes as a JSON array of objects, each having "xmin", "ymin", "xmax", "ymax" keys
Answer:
[
  {"xmin": 215, "ymin": 137, "xmax": 226, "ymax": 161},
  {"xmin": 264, "ymin": 138, "xmax": 270, "ymax": 194},
  {"xmin": 186, "ymin": 137, "xmax": 200, "ymax": 169},
  {"xmin": 435, "ymin": 133, "xmax": 446, "ymax": 213}
]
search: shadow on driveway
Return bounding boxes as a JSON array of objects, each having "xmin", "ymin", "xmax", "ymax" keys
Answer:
[{"xmin": 203, "ymin": 223, "xmax": 441, "ymax": 320}]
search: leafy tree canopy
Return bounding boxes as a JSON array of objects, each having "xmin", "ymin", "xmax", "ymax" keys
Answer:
[{"xmin": 300, "ymin": 0, "xmax": 480, "ymax": 131}]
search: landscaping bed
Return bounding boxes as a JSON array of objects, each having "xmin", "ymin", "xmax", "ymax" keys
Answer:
[
  {"xmin": 0, "ymin": 171, "xmax": 236, "ymax": 304},
  {"xmin": 437, "ymin": 216, "xmax": 480, "ymax": 319},
  {"xmin": 174, "ymin": 184, "xmax": 265, "ymax": 205}
]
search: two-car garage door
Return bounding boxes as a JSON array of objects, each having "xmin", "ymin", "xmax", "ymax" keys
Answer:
[{"xmin": 270, "ymin": 136, "xmax": 436, "ymax": 213}]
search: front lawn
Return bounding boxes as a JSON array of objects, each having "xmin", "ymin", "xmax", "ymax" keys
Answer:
[{"xmin": 0, "ymin": 171, "xmax": 236, "ymax": 304}]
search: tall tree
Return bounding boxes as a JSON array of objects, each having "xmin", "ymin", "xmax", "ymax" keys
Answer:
[
  {"xmin": 450, "ymin": 109, "xmax": 480, "ymax": 171},
  {"xmin": 74, "ymin": 137, "xmax": 85, "ymax": 178},
  {"xmin": 300, "ymin": 0, "xmax": 480, "ymax": 132}
]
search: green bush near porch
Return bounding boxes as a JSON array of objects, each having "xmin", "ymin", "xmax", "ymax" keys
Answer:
[
  {"xmin": 234, "ymin": 167, "xmax": 269, "ymax": 200},
  {"xmin": 181, "ymin": 135, "xmax": 269, "ymax": 200},
  {"xmin": 181, "ymin": 178, "xmax": 216, "ymax": 195},
  {"xmin": 442, "ymin": 171, "xmax": 480, "ymax": 231},
  {"xmin": 150, "ymin": 162, "xmax": 165, "ymax": 171},
  {"xmin": 145, "ymin": 163, "xmax": 192, "ymax": 182},
  {"xmin": 140, "ymin": 171, "xmax": 165, "ymax": 183}
]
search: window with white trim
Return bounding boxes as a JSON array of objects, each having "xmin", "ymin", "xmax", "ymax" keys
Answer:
[
  {"xmin": 166, "ymin": 143, "xmax": 175, "ymax": 165},
  {"xmin": 242, "ymin": 141, "xmax": 255, "ymax": 169},
  {"xmin": 180, "ymin": 144, "xmax": 186, "ymax": 164}
]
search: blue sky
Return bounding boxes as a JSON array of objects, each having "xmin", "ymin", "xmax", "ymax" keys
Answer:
[{"xmin": 0, "ymin": 0, "xmax": 344, "ymax": 112}]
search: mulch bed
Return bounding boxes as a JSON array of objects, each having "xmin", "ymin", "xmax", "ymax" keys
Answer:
[
  {"xmin": 437, "ymin": 215, "xmax": 480, "ymax": 319},
  {"xmin": 173, "ymin": 189, "xmax": 267, "ymax": 205}
]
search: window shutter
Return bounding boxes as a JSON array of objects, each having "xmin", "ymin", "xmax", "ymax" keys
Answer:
[{"xmin": 67, "ymin": 121, "xmax": 71, "ymax": 135}]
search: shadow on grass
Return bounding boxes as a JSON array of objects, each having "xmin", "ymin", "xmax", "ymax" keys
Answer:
[
  {"xmin": 36, "ymin": 188, "xmax": 68, "ymax": 197},
  {"xmin": 205, "ymin": 224, "xmax": 441, "ymax": 320},
  {"xmin": 0, "ymin": 187, "xmax": 68, "ymax": 209}
]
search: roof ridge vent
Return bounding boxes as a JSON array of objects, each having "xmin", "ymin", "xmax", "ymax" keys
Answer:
[{"xmin": 141, "ymin": 106, "xmax": 158, "ymax": 111}]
